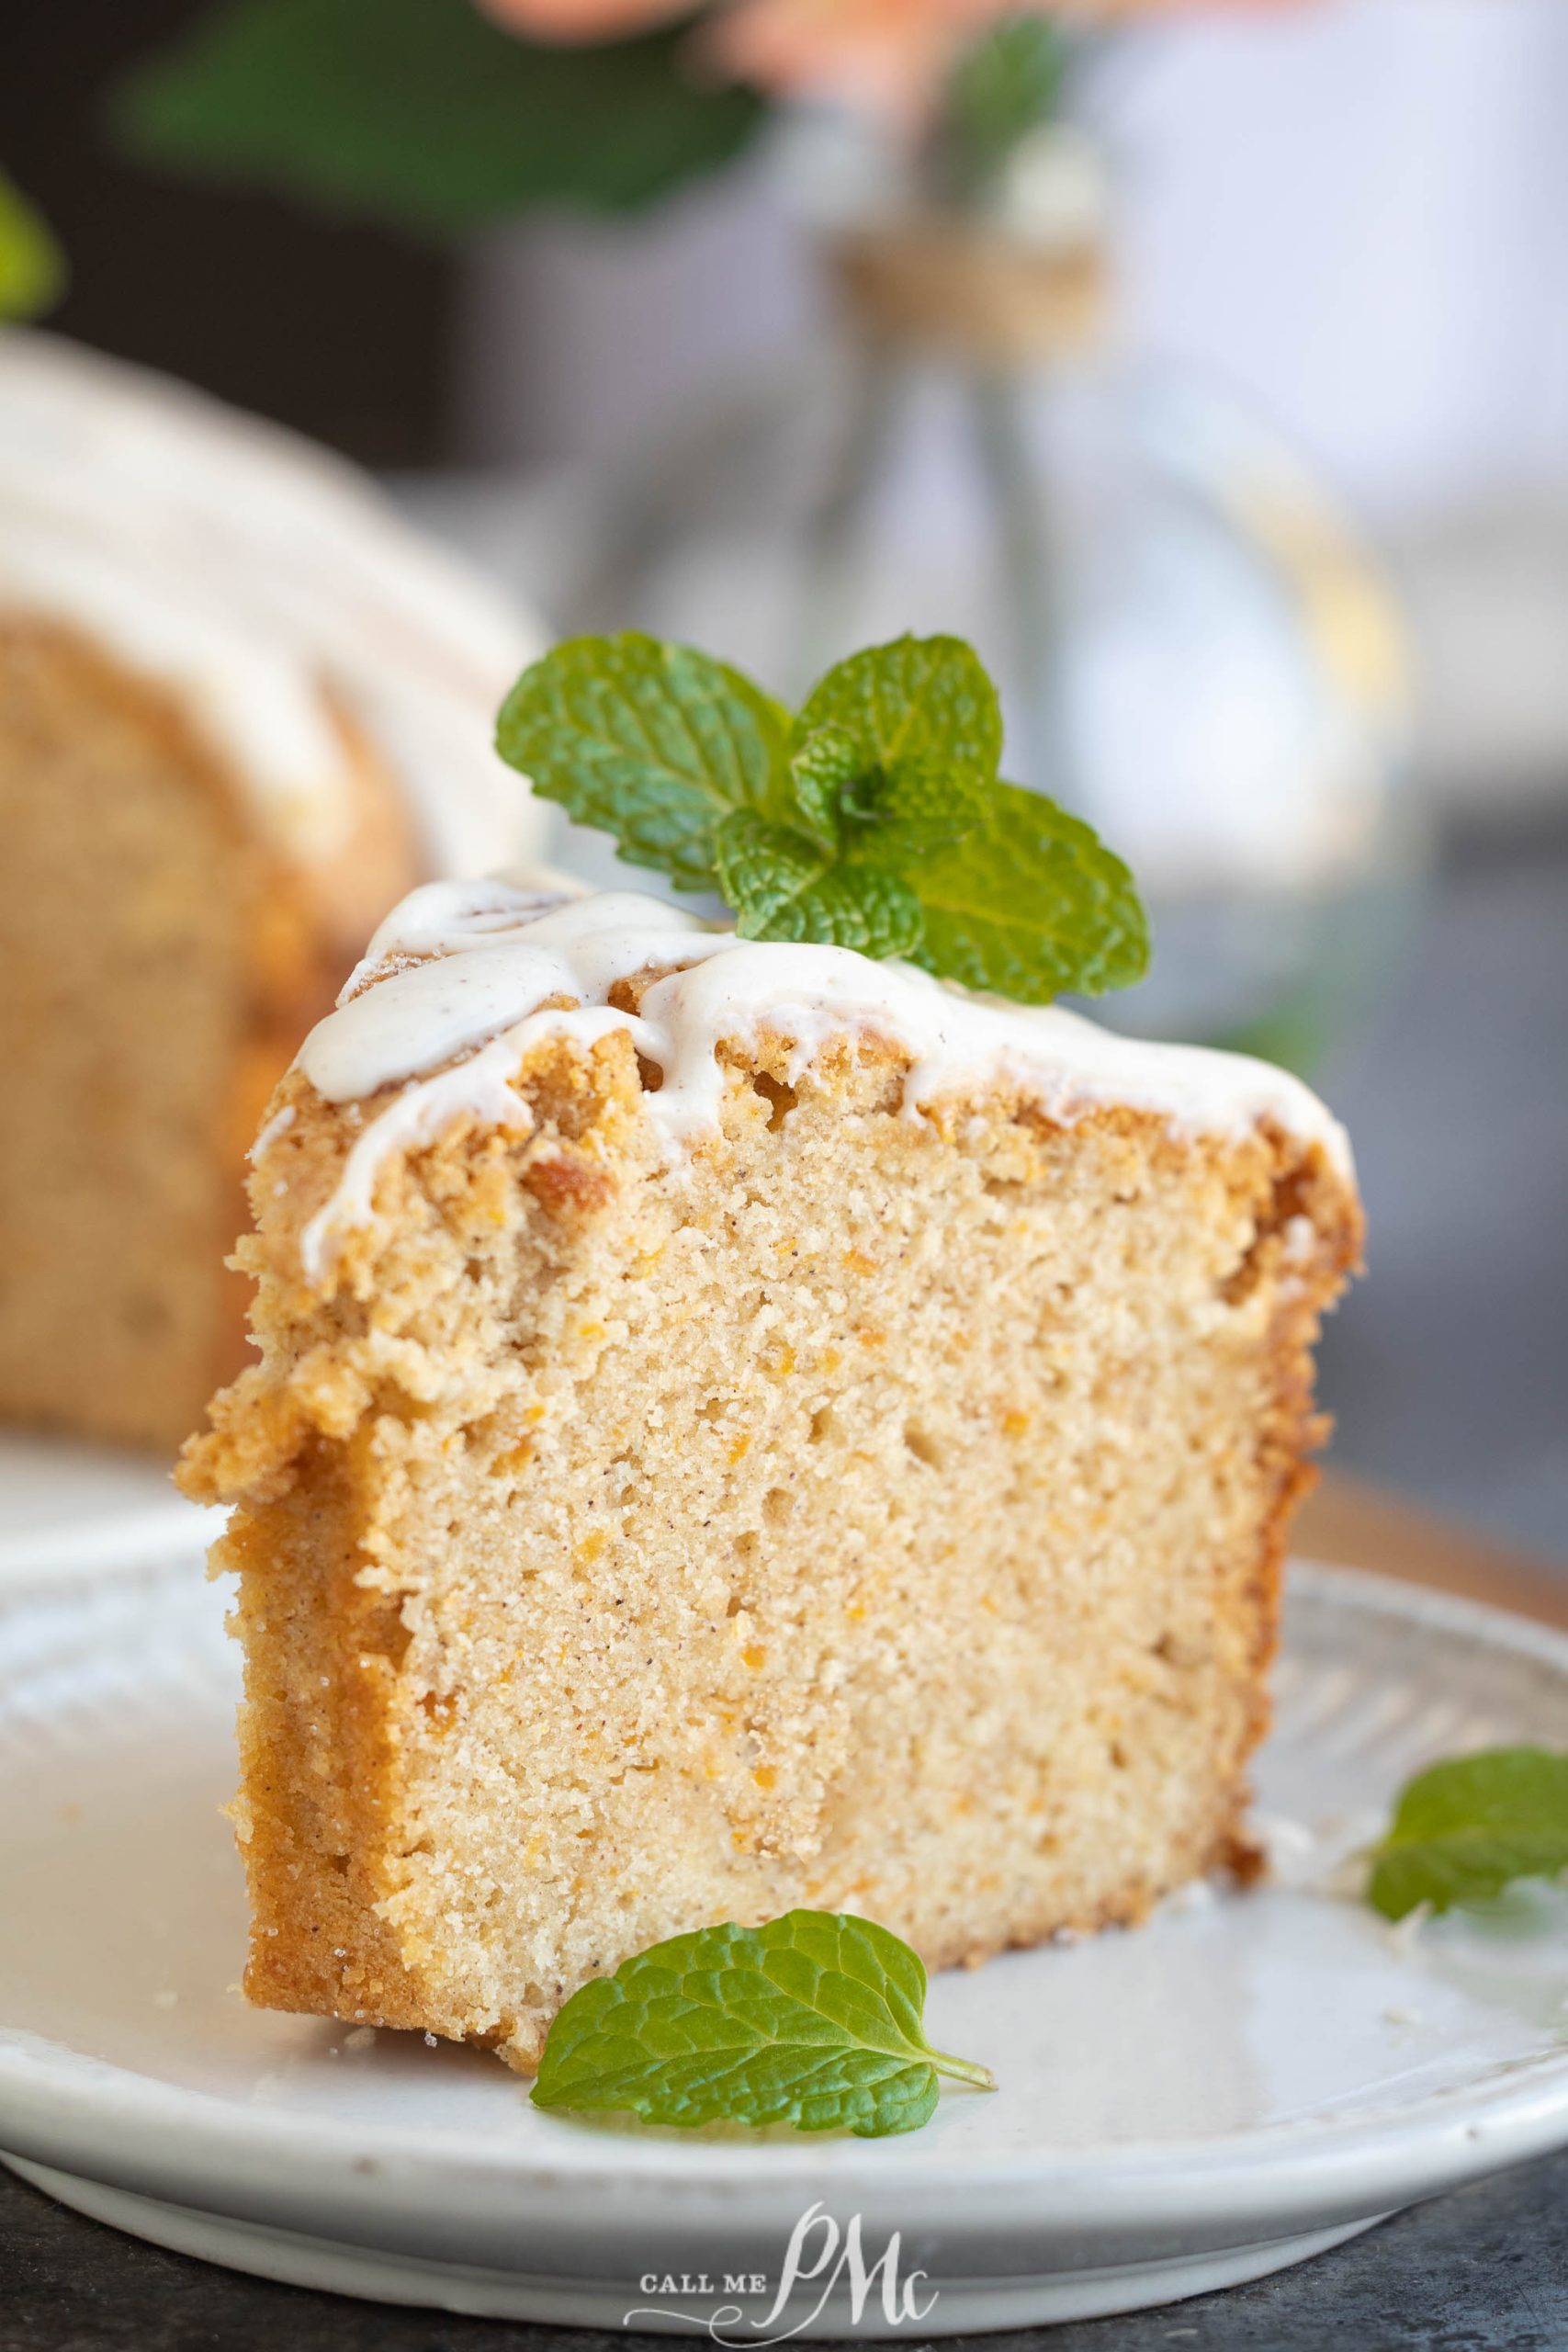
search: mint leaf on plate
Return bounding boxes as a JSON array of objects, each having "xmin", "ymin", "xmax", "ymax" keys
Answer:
[
  {"xmin": 531, "ymin": 1910, "xmax": 994, "ymax": 2137},
  {"xmin": 716, "ymin": 815, "xmax": 923, "ymax": 957},
  {"xmin": 1367, "ymin": 1747, "xmax": 1568, "ymax": 1921},
  {"xmin": 497, "ymin": 633, "xmax": 792, "ymax": 892},
  {"xmin": 910, "ymin": 781, "xmax": 1150, "ymax": 1004}
]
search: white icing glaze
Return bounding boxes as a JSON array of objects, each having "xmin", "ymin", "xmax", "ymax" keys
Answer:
[
  {"xmin": 0, "ymin": 331, "xmax": 546, "ymax": 874},
  {"xmin": 291, "ymin": 879, "xmax": 1354, "ymax": 1278},
  {"xmin": 249, "ymin": 1103, "xmax": 297, "ymax": 1161}
]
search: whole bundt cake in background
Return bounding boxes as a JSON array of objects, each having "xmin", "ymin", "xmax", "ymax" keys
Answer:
[{"xmin": 0, "ymin": 333, "xmax": 546, "ymax": 1452}]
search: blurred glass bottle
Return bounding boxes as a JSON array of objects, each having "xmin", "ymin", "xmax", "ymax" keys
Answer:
[{"xmin": 565, "ymin": 60, "xmax": 1422, "ymax": 1064}]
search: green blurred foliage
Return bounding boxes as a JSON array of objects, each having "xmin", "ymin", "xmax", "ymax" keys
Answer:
[
  {"xmin": 0, "ymin": 170, "xmax": 66, "ymax": 321},
  {"xmin": 939, "ymin": 14, "xmax": 1069, "ymax": 200},
  {"xmin": 111, "ymin": 0, "xmax": 765, "ymax": 233}
]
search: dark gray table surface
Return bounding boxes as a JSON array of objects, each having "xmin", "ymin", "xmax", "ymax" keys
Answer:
[
  {"xmin": 5, "ymin": 831, "xmax": 1566, "ymax": 2346},
  {"xmin": 3, "ymin": 2152, "xmax": 1566, "ymax": 2352}
]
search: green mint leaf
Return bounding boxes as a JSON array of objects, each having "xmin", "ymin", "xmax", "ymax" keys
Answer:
[
  {"xmin": 714, "ymin": 812, "xmax": 828, "ymax": 932},
  {"xmin": 795, "ymin": 636, "xmax": 997, "ymax": 874},
  {"xmin": 111, "ymin": 0, "xmax": 763, "ymax": 232},
  {"xmin": 787, "ymin": 724, "xmax": 858, "ymax": 851},
  {"xmin": 909, "ymin": 780, "xmax": 1149, "ymax": 1003},
  {"xmin": 847, "ymin": 751, "xmax": 992, "ymax": 868},
  {"xmin": 716, "ymin": 814, "xmax": 923, "ymax": 958},
  {"xmin": 1367, "ymin": 1747, "xmax": 1568, "ymax": 1922},
  {"xmin": 0, "ymin": 169, "xmax": 65, "ymax": 322},
  {"xmin": 531, "ymin": 1910, "xmax": 993, "ymax": 2137},
  {"xmin": 798, "ymin": 633, "xmax": 1003, "ymax": 791},
  {"xmin": 497, "ymin": 633, "xmax": 793, "ymax": 893}
]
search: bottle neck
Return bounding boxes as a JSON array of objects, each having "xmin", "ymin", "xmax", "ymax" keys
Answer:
[
  {"xmin": 826, "ymin": 214, "xmax": 1109, "ymax": 368},
  {"xmin": 817, "ymin": 119, "xmax": 1115, "ymax": 368}
]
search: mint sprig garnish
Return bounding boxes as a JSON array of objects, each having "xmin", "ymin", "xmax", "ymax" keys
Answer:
[
  {"xmin": 530, "ymin": 1910, "xmax": 994, "ymax": 2137},
  {"xmin": 1367, "ymin": 1747, "xmax": 1568, "ymax": 1921},
  {"xmin": 497, "ymin": 630, "xmax": 1148, "ymax": 1005}
]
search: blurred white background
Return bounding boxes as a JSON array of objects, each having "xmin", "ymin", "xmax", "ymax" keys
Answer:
[{"xmin": 459, "ymin": 0, "xmax": 1568, "ymax": 816}]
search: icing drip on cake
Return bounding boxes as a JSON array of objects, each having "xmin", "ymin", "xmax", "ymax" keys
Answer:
[
  {"xmin": 292, "ymin": 876, "xmax": 1354, "ymax": 1278},
  {"xmin": 0, "ymin": 332, "xmax": 544, "ymax": 875}
]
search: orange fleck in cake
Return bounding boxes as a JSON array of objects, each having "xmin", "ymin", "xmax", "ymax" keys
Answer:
[
  {"xmin": 180, "ymin": 878, "xmax": 1360, "ymax": 2069},
  {"xmin": 0, "ymin": 333, "xmax": 542, "ymax": 1450}
]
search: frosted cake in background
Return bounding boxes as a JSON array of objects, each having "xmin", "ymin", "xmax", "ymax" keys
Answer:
[{"xmin": 0, "ymin": 333, "xmax": 546, "ymax": 1449}]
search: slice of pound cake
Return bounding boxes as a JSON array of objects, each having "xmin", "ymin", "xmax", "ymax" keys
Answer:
[{"xmin": 182, "ymin": 867, "xmax": 1359, "ymax": 2071}]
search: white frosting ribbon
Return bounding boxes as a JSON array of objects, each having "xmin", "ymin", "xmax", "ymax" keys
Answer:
[
  {"xmin": 0, "ymin": 331, "xmax": 542, "ymax": 875},
  {"xmin": 289, "ymin": 879, "xmax": 1353, "ymax": 1281}
]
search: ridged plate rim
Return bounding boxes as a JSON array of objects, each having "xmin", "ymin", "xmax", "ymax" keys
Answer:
[{"xmin": 1, "ymin": 1558, "xmax": 1567, "ymax": 2256}]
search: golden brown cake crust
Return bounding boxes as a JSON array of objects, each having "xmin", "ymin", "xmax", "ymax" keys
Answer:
[
  {"xmin": 0, "ymin": 614, "xmax": 421, "ymax": 1450},
  {"xmin": 183, "ymin": 1012, "xmax": 1361, "ymax": 2067}
]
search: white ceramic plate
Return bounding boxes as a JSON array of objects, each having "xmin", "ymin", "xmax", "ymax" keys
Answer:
[
  {"xmin": 0, "ymin": 1433, "xmax": 221, "ymax": 1589},
  {"xmin": 3, "ymin": 1555, "xmax": 1568, "ymax": 2335}
]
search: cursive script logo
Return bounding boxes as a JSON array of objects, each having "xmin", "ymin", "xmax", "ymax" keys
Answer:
[{"xmin": 624, "ymin": 2202, "xmax": 938, "ymax": 2343}]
